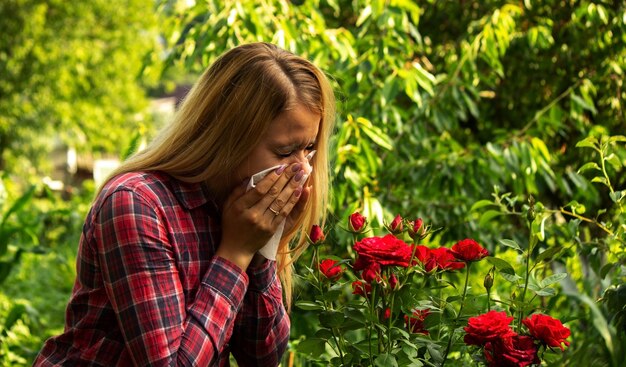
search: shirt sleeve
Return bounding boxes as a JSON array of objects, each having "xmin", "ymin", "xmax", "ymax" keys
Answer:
[
  {"xmin": 229, "ymin": 259, "xmax": 290, "ymax": 366},
  {"xmin": 92, "ymin": 188, "xmax": 249, "ymax": 367}
]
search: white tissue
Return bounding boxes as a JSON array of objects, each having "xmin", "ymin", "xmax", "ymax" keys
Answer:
[
  {"xmin": 246, "ymin": 157, "xmax": 313, "ymax": 260},
  {"xmin": 247, "ymin": 165, "xmax": 285, "ymax": 260}
]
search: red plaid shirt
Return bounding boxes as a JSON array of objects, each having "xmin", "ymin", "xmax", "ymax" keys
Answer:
[{"xmin": 34, "ymin": 172, "xmax": 290, "ymax": 366}]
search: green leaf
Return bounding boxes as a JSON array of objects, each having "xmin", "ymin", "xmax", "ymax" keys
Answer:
[
  {"xmin": 4, "ymin": 303, "xmax": 27, "ymax": 331},
  {"xmin": 591, "ymin": 176, "xmax": 609, "ymax": 186},
  {"xmin": 531, "ymin": 215, "xmax": 549, "ymax": 241},
  {"xmin": 609, "ymin": 190, "xmax": 624, "ymax": 203},
  {"xmin": 361, "ymin": 124, "xmax": 393, "ymax": 151},
  {"xmin": 319, "ymin": 310, "xmax": 345, "ymax": 328},
  {"xmin": 427, "ymin": 343, "xmax": 443, "ymax": 363},
  {"xmin": 499, "ymin": 239, "xmax": 523, "ymax": 253},
  {"xmin": 295, "ymin": 338, "xmax": 326, "ymax": 356},
  {"xmin": 577, "ymin": 162, "xmax": 601, "ymax": 173},
  {"xmin": 296, "ymin": 301, "xmax": 324, "ymax": 311},
  {"xmin": 600, "ymin": 263, "xmax": 615, "ymax": 279},
  {"xmin": 501, "ymin": 272, "xmax": 523, "ymax": 283},
  {"xmin": 604, "ymin": 153, "xmax": 622, "ymax": 170},
  {"xmin": 575, "ymin": 137, "xmax": 598, "ymax": 149},
  {"xmin": 535, "ymin": 246, "xmax": 563, "ymax": 263},
  {"xmin": 0, "ymin": 185, "xmax": 36, "ymax": 228},
  {"xmin": 540, "ymin": 273, "xmax": 567, "ymax": 287},
  {"xmin": 608, "ymin": 135, "xmax": 626, "ymax": 143},
  {"xmin": 470, "ymin": 200, "xmax": 495, "ymax": 211},
  {"xmin": 356, "ymin": 5, "xmax": 372, "ymax": 27},
  {"xmin": 479, "ymin": 210, "xmax": 503, "ymax": 228},
  {"xmin": 0, "ymin": 260, "xmax": 15, "ymax": 284},
  {"xmin": 486, "ymin": 257, "xmax": 516, "ymax": 275},
  {"xmin": 315, "ymin": 328, "xmax": 334, "ymax": 340},
  {"xmin": 534, "ymin": 287, "xmax": 556, "ymax": 297},
  {"xmin": 374, "ymin": 353, "xmax": 398, "ymax": 367}
]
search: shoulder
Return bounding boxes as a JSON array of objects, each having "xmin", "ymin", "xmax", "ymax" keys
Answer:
[{"xmin": 97, "ymin": 171, "xmax": 175, "ymax": 208}]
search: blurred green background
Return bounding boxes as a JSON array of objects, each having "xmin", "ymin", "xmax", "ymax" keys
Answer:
[{"xmin": 0, "ymin": 0, "xmax": 624, "ymax": 365}]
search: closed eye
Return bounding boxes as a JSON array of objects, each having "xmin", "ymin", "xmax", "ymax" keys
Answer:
[{"xmin": 277, "ymin": 143, "xmax": 316, "ymax": 158}]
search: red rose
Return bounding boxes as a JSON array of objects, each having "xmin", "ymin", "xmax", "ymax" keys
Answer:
[
  {"xmin": 353, "ymin": 234, "xmax": 413, "ymax": 269},
  {"xmin": 361, "ymin": 262, "xmax": 382, "ymax": 283},
  {"xmin": 426, "ymin": 247, "xmax": 465, "ymax": 272},
  {"xmin": 318, "ymin": 259, "xmax": 343, "ymax": 281},
  {"xmin": 388, "ymin": 214, "xmax": 403, "ymax": 233},
  {"xmin": 451, "ymin": 238, "xmax": 489, "ymax": 262},
  {"xmin": 404, "ymin": 309, "xmax": 430, "ymax": 335},
  {"xmin": 383, "ymin": 308, "xmax": 391, "ymax": 320},
  {"xmin": 349, "ymin": 212, "xmax": 367, "ymax": 232},
  {"xmin": 464, "ymin": 310, "xmax": 517, "ymax": 346},
  {"xmin": 522, "ymin": 313, "xmax": 571, "ymax": 351},
  {"xmin": 309, "ymin": 225, "xmax": 325, "ymax": 244},
  {"xmin": 484, "ymin": 335, "xmax": 540, "ymax": 367},
  {"xmin": 351, "ymin": 280, "xmax": 372, "ymax": 297}
]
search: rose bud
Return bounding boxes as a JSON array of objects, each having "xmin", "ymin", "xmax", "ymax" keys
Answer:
[
  {"xmin": 348, "ymin": 212, "xmax": 367, "ymax": 233},
  {"xmin": 484, "ymin": 273, "xmax": 494, "ymax": 291},
  {"xmin": 388, "ymin": 273, "xmax": 399, "ymax": 290},
  {"xmin": 309, "ymin": 224, "xmax": 325, "ymax": 245},
  {"xmin": 362, "ymin": 262, "xmax": 382, "ymax": 283},
  {"xmin": 408, "ymin": 218, "xmax": 425, "ymax": 240},
  {"xmin": 383, "ymin": 308, "xmax": 391, "ymax": 320},
  {"xmin": 387, "ymin": 214, "xmax": 403, "ymax": 234},
  {"xmin": 351, "ymin": 280, "xmax": 372, "ymax": 297}
]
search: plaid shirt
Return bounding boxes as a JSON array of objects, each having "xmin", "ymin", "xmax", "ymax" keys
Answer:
[{"xmin": 34, "ymin": 172, "xmax": 290, "ymax": 366}]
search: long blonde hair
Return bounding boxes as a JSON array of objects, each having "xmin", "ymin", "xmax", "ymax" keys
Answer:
[{"xmin": 103, "ymin": 42, "xmax": 335, "ymax": 308}]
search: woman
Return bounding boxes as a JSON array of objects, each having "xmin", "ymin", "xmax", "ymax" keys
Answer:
[{"xmin": 34, "ymin": 42, "xmax": 336, "ymax": 366}]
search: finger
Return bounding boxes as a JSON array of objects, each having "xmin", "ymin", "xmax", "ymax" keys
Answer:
[
  {"xmin": 273, "ymin": 179, "xmax": 310, "ymax": 223},
  {"xmin": 238, "ymin": 164, "xmax": 289, "ymax": 208},
  {"xmin": 255, "ymin": 163, "xmax": 304, "ymax": 214}
]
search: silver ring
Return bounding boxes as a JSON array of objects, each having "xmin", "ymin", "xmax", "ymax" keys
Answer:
[{"xmin": 269, "ymin": 207, "xmax": 280, "ymax": 216}]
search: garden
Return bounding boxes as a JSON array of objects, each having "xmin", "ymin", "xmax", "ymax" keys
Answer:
[{"xmin": 1, "ymin": 1, "xmax": 624, "ymax": 366}]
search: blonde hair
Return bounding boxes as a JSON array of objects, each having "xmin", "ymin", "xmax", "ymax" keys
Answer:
[{"xmin": 104, "ymin": 42, "xmax": 335, "ymax": 308}]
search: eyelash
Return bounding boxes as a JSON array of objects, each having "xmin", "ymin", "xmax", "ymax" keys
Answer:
[{"xmin": 279, "ymin": 145, "xmax": 315, "ymax": 158}]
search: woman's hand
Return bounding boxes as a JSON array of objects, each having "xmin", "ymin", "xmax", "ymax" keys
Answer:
[{"xmin": 216, "ymin": 162, "xmax": 309, "ymax": 270}]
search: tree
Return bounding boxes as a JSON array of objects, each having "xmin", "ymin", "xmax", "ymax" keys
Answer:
[{"xmin": 0, "ymin": 0, "xmax": 161, "ymax": 177}]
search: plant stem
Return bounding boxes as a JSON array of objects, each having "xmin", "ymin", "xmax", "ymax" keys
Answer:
[
  {"xmin": 315, "ymin": 248, "xmax": 345, "ymax": 365},
  {"xmin": 368, "ymin": 284, "xmax": 376, "ymax": 367},
  {"xmin": 329, "ymin": 327, "xmax": 345, "ymax": 365},
  {"xmin": 441, "ymin": 262, "xmax": 472, "ymax": 367},
  {"xmin": 517, "ymin": 236, "xmax": 534, "ymax": 331}
]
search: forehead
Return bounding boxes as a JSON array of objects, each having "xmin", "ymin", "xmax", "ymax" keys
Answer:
[{"xmin": 266, "ymin": 104, "xmax": 320, "ymax": 144}]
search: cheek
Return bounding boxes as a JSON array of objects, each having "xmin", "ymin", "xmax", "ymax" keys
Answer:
[{"xmin": 235, "ymin": 149, "xmax": 280, "ymax": 180}]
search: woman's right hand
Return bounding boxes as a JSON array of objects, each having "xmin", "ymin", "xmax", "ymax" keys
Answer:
[{"xmin": 216, "ymin": 162, "xmax": 309, "ymax": 271}]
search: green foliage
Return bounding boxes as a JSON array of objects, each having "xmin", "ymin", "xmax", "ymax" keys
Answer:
[
  {"xmin": 159, "ymin": 0, "xmax": 624, "ymax": 365},
  {"xmin": 0, "ymin": 0, "xmax": 161, "ymax": 178},
  {"xmin": 0, "ymin": 0, "xmax": 624, "ymax": 364}
]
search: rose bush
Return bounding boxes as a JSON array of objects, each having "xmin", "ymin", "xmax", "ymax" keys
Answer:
[{"xmin": 295, "ymin": 210, "xmax": 571, "ymax": 366}]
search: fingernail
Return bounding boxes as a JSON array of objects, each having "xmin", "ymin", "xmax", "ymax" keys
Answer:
[
  {"xmin": 306, "ymin": 150, "xmax": 317, "ymax": 161},
  {"xmin": 291, "ymin": 163, "xmax": 302, "ymax": 172},
  {"xmin": 294, "ymin": 187, "xmax": 302, "ymax": 197},
  {"xmin": 275, "ymin": 164, "xmax": 286, "ymax": 175},
  {"xmin": 295, "ymin": 170, "xmax": 304, "ymax": 182}
]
